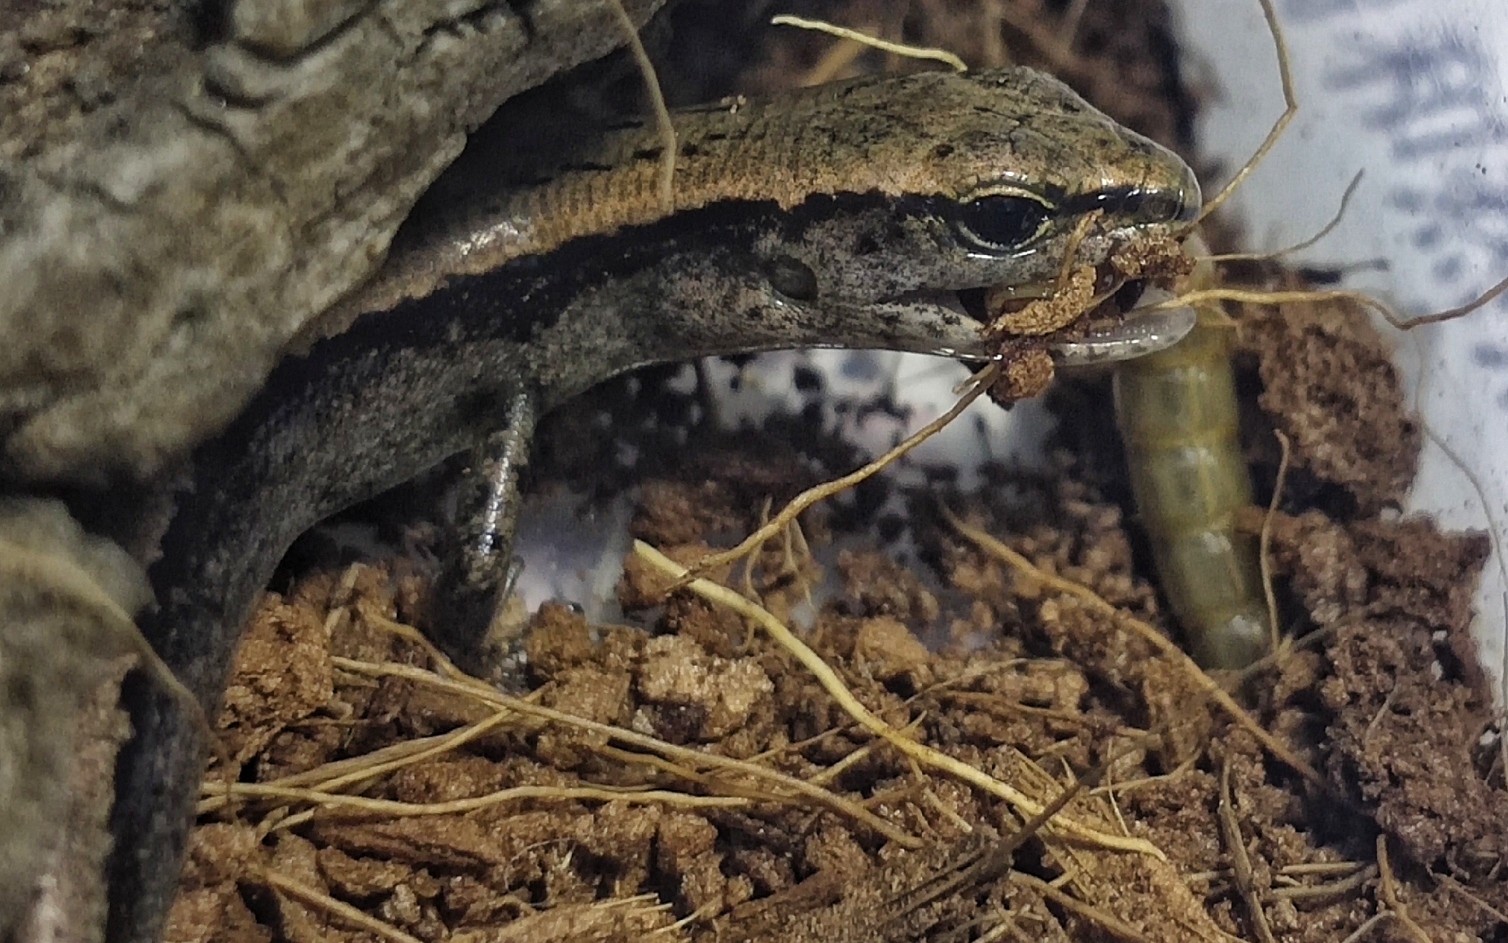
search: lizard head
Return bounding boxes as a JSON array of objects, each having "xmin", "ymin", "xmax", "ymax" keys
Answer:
[
  {"xmin": 665, "ymin": 66, "xmax": 1201, "ymax": 363},
  {"xmin": 393, "ymin": 66, "xmax": 1203, "ymax": 399}
]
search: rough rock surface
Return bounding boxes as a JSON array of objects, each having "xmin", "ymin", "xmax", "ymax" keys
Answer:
[{"xmin": 0, "ymin": 0, "xmax": 664, "ymax": 484}]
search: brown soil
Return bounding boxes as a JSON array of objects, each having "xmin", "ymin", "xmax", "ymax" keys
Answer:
[{"xmin": 165, "ymin": 3, "xmax": 1508, "ymax": 942}]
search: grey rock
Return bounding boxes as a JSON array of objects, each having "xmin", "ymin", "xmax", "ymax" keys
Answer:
[
  {"xmin": 0, "ymin": 497, "xmax": 148, "ymax": 938},
  {"xmin": 0, "ymin": 0, "xmax": 666, "ymax": 484}
]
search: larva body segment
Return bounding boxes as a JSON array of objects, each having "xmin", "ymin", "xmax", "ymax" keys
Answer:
[{"xmin": 1113, "ymin": 259, "xmax": 1269, "ymax": 669}]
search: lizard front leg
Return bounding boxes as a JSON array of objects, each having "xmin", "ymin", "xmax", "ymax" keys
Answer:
[{"xmin": 430, "ymin": 389, "xmax": 537, "ymax": 673}]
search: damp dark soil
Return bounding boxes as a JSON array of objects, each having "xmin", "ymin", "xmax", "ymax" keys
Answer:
[{"xmin": 166, "ymin": 3, "xmax": 1508, "ymax": 941}]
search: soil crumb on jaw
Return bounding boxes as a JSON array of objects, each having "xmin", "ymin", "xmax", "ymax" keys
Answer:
[{"xmin": 980, "ymin": 236, "xmax": 1196, "ymax": 406}]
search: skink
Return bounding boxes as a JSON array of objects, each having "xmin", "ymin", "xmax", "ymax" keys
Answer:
[{"xmin": 108, "ymin": 67, "xmax": 1199, "ymax": 942}]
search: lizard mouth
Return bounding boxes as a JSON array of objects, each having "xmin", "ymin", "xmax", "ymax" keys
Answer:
[
  {"xmin": 1044, "ymin": 285, "xmax": 1196, "ymax": 366},
  {"xmin": 958, "ymin": 276, "xmax": 1195, "ymax": 365},
  {"xmin": 900, "ymin": 274, "xmax": 1194, "ymax": 364}
]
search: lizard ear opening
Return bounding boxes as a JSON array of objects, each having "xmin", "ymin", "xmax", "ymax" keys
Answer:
[{"xmin": 762, "ymin": 255, "xmax": 819, "ymax": 302}]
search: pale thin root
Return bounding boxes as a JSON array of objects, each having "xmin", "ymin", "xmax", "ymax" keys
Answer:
[
  {"xmin": 679, "ymin": 362, "xmax": 999, "ymax": 584},
  {"xmin": 1135, "ymin": 278, "xmax": 1508, "ymax": 331},
  {"xmin": 809, "ymin": 715, "xmax": 925, "ymax": 787},
  {"xmin": 1218, "ymin": 758, "xmax": 1277, "ymax": 943},
  {"xmin": 883, "ymin": 755, "xmax": 1111, "ymax": 920},
  {"xmin": 206, "ymin": 781, "xmax": 750, "ymax": 818},
  {"xmin": 779, "ymin": 502, "xmax": 797, "ymax": 576},
  {"xmin": 1231, "ymin": 621, "xmax": 1339, "ymax": 694},
  {"xmin": 330, "ymin": 655, "xmax": 920, "ymax": 847},
  {"xmin": 1104, "ymin": 771, "xmax": 1130, "ymax": 841},
  {"xmin": 1270, "ymin": 864, "xmax": 1375, "ymax": 903},
  {"xmin": 771, "ymin": 15, "xmax": 968, "ymax": 72},
  {"xmin": 365, "ymin": 606, "xmax": 472, "ymax": 680},
  {"xmin": 607, "ymin": 0, "xmax": 676, "ymax": 208},
  {"xmin": 1009, "ymin": 873, "xmax": 1156, "ymax": 943},
  {"xmin": 123, "ymin": 617, "xmax": 225, "ymax": 770},
  {"xmin": 305, "ymin": 709, "xmax": 511, "ymax": 793},
  {"xmin": 941, "ymin": 690, "xmax": 1148, "ymax": 738},
  {"xmin": 1204, "ymin": 170, "xmax": 1363, "ymax": 264},
  {"xmin": 921, "ymin": 783, "xmax": 975, "ymax": 834},
  {"xmin": 238, "ymin": 735, "xmax": 440, "ymax": 791},
  {"xmin": 1278, "ymin": 861, "xmax": 1370, "ymax": 877},
  {"xmin": 654, "ymin": 899, "xmax": 707, "ymax": 936},
  {"xmin": 1376, "ymin": 836, "xmax": 1435, "ymax": 943},
  {"xmin": 27, "ymin": 542, "xmax": 217, "ymax": 749},
  {"xmin": 198, "ymin": 707, "xmax": 518, "ymax": 814},
  {"xmin": 749, "ymin": 670, "xmax": 973, "ymax": 768},
  {"xmin": 974, "ymin": 917, "xmax": 1022, "ymax": 943},
  {"xmin": 740, "ymin": 496, "xmax": 773, "ymax": 603},
  {"xmin": 256, "ymin": 866, "xmax": 423, "ymax": 943},
  {"xmin": 635, "ymin": 539, "xmax": 1166, "ymax": 860},
  {"xmin": 1259, "ymin": 430, "xmax": 1292, "ymax": 651},
  {"xmin": 596, "ymin": 744, "xmax": 751, "ymax": 793},
  {"xmin": 941, "ymin": 507, "xmax": 1326, "ymax": 788},
  {"xmin": 1090, "ymin": 758, "xmax": 1198, "ymax": 803},
  {"xmin": 790, "ymin": 519, "xmax": 818, "ymax": 609},
  {"xmin": 14, "ymin": 543, "xmax": 231, "ymax": 775},
  {"xmin": 1438, "ymin": 873, "xmax": 1508, "ymax": 924},
  {"xmin": 1055, "ymin": 210, "xmax": 1099, "ymax": 293},
  {"xmin": 1338, "ymin": 914, "xmax": 1389, "ymax": 943},
  {"xmin": 263, "ymin": 807, "xmax": 307, "ymax": 835},
  {"xmin": 1196, "ymin": 0, "xmax": 1294, "ymax": 222}
]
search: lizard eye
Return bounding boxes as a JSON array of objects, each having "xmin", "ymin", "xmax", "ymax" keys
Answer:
[{"xmin": 952, "ymin": 191, "xmax": 1054, "ymax": 254}]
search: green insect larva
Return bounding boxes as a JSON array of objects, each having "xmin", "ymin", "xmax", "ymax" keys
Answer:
[{"xmin": 1113, "ymin": 252, "xmax": 1270, "ymax": 669}]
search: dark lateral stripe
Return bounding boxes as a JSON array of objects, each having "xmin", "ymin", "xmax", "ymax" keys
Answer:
[
  {"xmin": 1061, "ymin": 185, "xmax": 1176, "ymax": 221},
  {"xmin": 250, "ymin": 183, "xmax": 1177, "ymax": 431}
]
